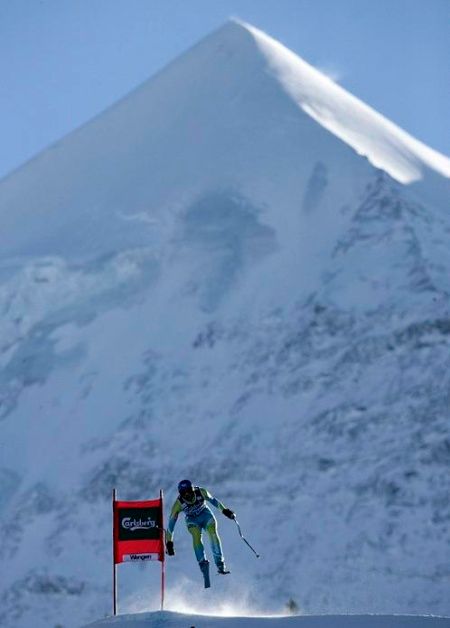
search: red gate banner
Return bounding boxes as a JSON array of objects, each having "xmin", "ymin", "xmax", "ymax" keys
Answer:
[{"xmin": 113, "ymin": 497, "xmax": 164, "ymax": 564}]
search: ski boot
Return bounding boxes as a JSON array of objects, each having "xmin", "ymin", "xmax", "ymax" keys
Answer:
[
  {"xmin": 199, "ymin": 559, "xmax": 211, "ymax": 588},
  {"xmin": 216, "ymin": 561, "xmax": 230, "ymax": 575}
]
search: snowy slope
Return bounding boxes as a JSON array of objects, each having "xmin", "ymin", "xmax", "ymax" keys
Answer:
[
  {"xmin": 0, "ymin": 20, "xmax": 449, "ymax": 628},
  {"xmin": 84, "ymin": 610, "xmax": 450, "ymax": 628}
]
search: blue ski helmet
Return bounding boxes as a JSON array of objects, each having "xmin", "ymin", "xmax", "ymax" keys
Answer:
[{"xmin": 178, "ymin": 479, "xmax": 193, "ymax": 494}]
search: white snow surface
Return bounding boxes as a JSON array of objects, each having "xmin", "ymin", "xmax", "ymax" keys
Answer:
[
  {"xmin": 84, "ymin": 610, "xmax": 450, "ymax": 628},
  {"xmin": 0, "ymin": 20, "xmax": 449, "ymax": 628}
]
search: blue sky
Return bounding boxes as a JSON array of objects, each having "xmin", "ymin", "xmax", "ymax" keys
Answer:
[{"xmin": 0, "ymin": 0, "xmax": 448, "ymax": 179}]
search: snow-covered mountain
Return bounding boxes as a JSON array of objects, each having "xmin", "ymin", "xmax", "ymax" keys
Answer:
[{"xmin": 0, "ymin": 20, "xmax": 449, "ymax": 628}]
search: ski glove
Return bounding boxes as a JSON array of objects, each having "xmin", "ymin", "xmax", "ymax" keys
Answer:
[
  {"xmin": 166, "ymin": 540, "xmax": 175, "ymax": 556},
  {"xmin": 222, "ymin": 508, "xmax": 235, "ymax": 519}
]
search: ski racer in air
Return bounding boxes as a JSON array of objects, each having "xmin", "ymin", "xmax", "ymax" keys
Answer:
[{"xmin": 165, "ymin": 480, "xmax": 235, "ymax": 582}]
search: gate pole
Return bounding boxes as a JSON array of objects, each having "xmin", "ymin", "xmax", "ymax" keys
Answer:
[
  {"xmin": 160, "ymin": 489, "xmax": 165, "ymax": 611},
  {"xmin": 112, "ymin": 488, "xmax": 117, "ymax": 616}
]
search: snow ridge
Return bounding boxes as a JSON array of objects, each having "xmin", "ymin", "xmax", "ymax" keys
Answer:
[{"xmin": 236, "ymin": 20, "xmax": 450, "ymax": 184}]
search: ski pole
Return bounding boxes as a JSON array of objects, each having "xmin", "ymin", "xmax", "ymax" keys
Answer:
[{"xmin": 233, "ymin": 518, "xmax": 260, "ymax": 558}]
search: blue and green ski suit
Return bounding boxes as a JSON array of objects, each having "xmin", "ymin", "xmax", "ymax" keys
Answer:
[{"xmin": 166, "ymin": 486, "xmax": 227, "ymax": 567}]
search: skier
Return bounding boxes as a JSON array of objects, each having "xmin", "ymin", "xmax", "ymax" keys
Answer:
[{"xmin": 165, "ymin": 480, "xmax": 235, "ymax": 583}]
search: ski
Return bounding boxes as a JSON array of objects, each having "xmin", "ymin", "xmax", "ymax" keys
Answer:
[{"xmin": 199, "ymin": 559, "xmax": 211, "ymax": 588}]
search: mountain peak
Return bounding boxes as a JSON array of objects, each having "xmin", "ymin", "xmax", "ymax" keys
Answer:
[
  {"xmin": 199, "ymin": 17, "xmax": 257, "ymax": 39},
  {"xmin": 0, "ymin": 20, "xmax": 448, "ymax": 261}
]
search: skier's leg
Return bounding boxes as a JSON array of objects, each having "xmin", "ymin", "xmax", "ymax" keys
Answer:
[
  {"xmin": 205, "ymin": 515, "xmax": 225, "ymax": 568},
  {"xmin": 187, "ymin": 523, "xmax": 206, "ymax": 563}
]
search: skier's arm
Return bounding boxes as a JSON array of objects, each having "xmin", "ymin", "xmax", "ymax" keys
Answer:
[
  {"xmin": 200, "ymin": 488, "xmax": 234, "ymax": 512},
  {"xmin": 201, "ymin": 488, "xmax": 235, "ymax": 519},
  {"xmin": 200, "ymin": 487, "xmax": 226, "ymax": 511},
  {"xmin": 166, "ymin": 499, "xmax": 182, "ymax": 541}
]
